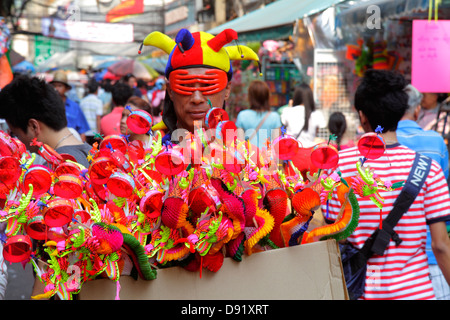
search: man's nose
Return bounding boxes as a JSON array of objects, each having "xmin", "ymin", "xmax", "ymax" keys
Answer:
[{"xmin": 190, "ymin": 89, "xmax": 206, "ymax": 104}]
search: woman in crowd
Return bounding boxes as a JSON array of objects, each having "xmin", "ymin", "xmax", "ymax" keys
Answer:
[
  {"xmin": 327, "ymin": 111, "xmax": 354, "ymax": 150},
  {"xmin": 235, "ymin": 80, "xmax": 281, "ymax": 149},
  {"xmin": 280, "ymin": 83, "xmax": 325, "ymax": 147},
  {"xmin": 120, "ymin": 96, "xmax": 153, "ymax": 145}
]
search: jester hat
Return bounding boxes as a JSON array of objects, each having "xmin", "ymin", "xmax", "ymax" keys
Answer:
[{"xmin": 142, "ymin": 28, "xmax": 260, "ymax": 80}]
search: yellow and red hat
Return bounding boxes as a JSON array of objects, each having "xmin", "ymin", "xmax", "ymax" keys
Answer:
[{"xmin": 142, "ymin": 28, "xmax": 260, "ymax": 79}]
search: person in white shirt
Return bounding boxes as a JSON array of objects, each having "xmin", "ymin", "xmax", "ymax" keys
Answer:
[
  {"xmin": 280, "ymin": 83, "xmax": 325, "ymax": 148},
  {"xmin": 80, "ymin": 79, "xmax": 103, "ymax": 144}
]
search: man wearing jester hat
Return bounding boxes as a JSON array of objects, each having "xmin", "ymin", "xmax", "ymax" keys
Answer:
[{"xmin": 142, "ymin": 28, "xmax": 260, "ymax": 138}]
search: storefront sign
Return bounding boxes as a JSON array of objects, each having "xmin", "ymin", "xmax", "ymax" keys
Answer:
[
  {"xmin": 34, "ymin": 35, "xmax": 70, "ymax": 66},
  {"xmin": 165, "ymin": 5, "xmax": 189, "ymax": 25},
  {"xmin": 41, "ymin": 18, "xmax": 134, "ymax": 43},
  {"xmin": 164, "ymin": 0, "xmax": 196, "ymax": 35},
  {"xmin": 412, "ymin": 20, "xmax": 450, "ymax": 93}
]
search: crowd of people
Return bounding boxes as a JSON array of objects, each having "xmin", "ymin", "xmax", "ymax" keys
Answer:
[{"xmin": 1, "ymin": 28, "xmax": 450, "ymax": 301}]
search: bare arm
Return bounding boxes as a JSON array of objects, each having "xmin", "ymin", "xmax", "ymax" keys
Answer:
[
  {"xmin": 96, "ymin": 115, "xmax": 101, "ymax": 135},
  {"xmin": 430, "ymin": 221, "xmax": 450, "ymax": 285}
]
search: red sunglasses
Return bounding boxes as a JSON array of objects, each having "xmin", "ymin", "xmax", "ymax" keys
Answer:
[{"xmin": 169, "ymin": 69, "xmax": 228, "ymax": 96}]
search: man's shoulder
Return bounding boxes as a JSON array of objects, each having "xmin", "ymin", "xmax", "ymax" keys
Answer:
[
  {"xmin": 102, "ymin": 109, "xmax": 122, "ymax": 119},
  {"xmin": 81, "ymin": 94, "xmax": 101, "ymax": 103},
  {"xmin": 56, "ymin": 143, "xmax": 92, "ymax": 167},
  {"xmin": 238, "ymin": 109, "xmax": 253, "ymax": 116},
  {"xmin": 57, "ymin": 142, "xmax": 91, "ymax": 153},
  {"xmin": 66, "ymin": 98, "xmax": 80, "ymax": 107}
]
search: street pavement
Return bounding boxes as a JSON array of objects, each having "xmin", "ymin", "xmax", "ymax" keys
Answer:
[{"xmin": 4, "ymin": 262, "xmax": 34, "ymax": 300}]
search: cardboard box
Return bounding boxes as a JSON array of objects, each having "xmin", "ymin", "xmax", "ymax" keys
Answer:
[{"xmin": 79, "ymin": 239, "xmax": 348, "ymax": 300}]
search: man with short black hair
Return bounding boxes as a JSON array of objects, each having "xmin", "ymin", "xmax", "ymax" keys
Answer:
[{"xmin": 0, "ymin": 75, "xmax": 92, "ymax": 168}]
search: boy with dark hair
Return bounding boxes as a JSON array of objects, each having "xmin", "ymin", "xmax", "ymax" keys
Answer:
[
  {"xmin": 326, "ymin": 70, "xmax": 450, "ymax": 300},
  {"xmin": 0, "ymin": 75, "xmax": 91, "ymax": 167},
  {"xmin": 100, "ymin": 82, "xmax": 133, "ymax": 136}
]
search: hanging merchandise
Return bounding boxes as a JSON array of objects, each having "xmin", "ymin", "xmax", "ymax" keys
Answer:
[
  {"xmin": 0, "ymin": 17, "xmax": 13, "ymax": 88},
  {"xmin": 345, "ymin": 37, "xmax": 405, "ymax": 77}
]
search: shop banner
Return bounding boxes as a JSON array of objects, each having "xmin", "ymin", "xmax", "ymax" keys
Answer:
[
  {"xmin": 34, "ymin": 35, "xmax": 70, "ymax": 66},
  {"xmin": 106, "ymin": 0, "xmax": 144, "ymax": 23},
  {"xmin": 412, "ymin": 20, "xmax": 450, "ymax": 93},
  {"xmin": 41, "ymin": 18, "xmax": 134, "ymax": 43}
]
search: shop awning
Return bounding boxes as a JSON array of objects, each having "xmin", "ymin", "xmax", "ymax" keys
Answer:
[{"xmin": 207, "ymin": 0, "xmax": 346, "ymax": 42}]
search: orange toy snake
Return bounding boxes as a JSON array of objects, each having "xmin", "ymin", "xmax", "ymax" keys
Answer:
[
  {"xmin": 301, "ymin": 182, "xmax": 359, "ymax": 244},
  {"xmin": 280, "ymin": 187, "xmax": 320, "ymax": 247}
]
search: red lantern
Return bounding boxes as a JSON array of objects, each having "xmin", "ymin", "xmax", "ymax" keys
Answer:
[
  {"xmin": 43, "ymin": 198, "xmax": 74, "ymax": 227},
  {"xmin": 140, "ymin": 189, "xmax": 164, "ymax": 218},
  {"xmin": 126, "ymin": 109, "xmax": 153, "ymax": 134},
  {"xmin": 106, "ymin": 171, "xmax": 135, "ymax": 198},
  {"xmin": 3, "ymin": 235, "xmax": 32, "ymax": 263},
  {"xmin": 88, "ymin": 156, "xmax": 117, "ymax": 184},
  {"xmin": 357, "ymin": 132, "xmax": 386, "ymax": 160},
  {"xmin": 53, "ymin": 174, "xmax": 83, "ymax": 199},
  {"xmin": 154, "ymin": 149, "xmax": 185, "ymax": 176},
  {"xmin": 22, "ymin": 165, "xmax": 53, "ymax": 197},
  {"xmin": 0, "ymin": 156, "xmax": 21, "ymax": 185},
  {"xmin": 272, "ymin": 135, "xmax": 300, "ymax": 161},
  {"xmin": 310, "ymin": 143, "xmax": 339, "ymax": 170}
]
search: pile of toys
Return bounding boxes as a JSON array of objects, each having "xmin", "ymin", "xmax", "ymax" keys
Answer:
[{"xmin": 0, "ymin": 107, "xmax": 389, "ymax": 300}]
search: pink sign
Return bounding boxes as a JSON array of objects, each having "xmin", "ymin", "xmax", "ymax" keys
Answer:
[{"xmin": 411, "ymin": 20, "xmax": 450, "ymax": 93}]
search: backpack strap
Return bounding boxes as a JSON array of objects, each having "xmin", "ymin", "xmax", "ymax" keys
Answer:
[{"xmin": 351, "ymin": 152, "xmax": 432, "ymax": 272}]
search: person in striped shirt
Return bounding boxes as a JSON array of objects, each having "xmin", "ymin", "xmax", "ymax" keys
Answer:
[
  {"xmin": 397, "ymin": 84, "xmax": 450, "ymax": 299},
  {"xmin": 325, "ymin": 70, "xmax": 450, "ymax": 299}
]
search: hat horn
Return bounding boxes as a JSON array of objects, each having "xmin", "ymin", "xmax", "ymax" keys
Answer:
[
  {"xmin": 143, "ymin": 31, "xmax": 176, "ymax": 55},
  {"xmin": 175, "ymin": 29, "xmax": 195, "ymax": 53},
  {"xmin": 207, "ymin": 29, "xmax": 238, "ymax": 52}
]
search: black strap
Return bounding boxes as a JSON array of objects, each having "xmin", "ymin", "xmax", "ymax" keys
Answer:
[{"xmin": 350, "ymin": 153, "xmax": 432, "ymax": 272}]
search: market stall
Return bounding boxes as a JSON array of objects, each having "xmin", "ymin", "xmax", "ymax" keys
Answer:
[{"xmin": 293, "ymin": 0, "xmax": 450, "ymax": 142}]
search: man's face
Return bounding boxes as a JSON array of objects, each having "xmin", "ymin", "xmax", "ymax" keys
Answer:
[
  {"xmin": 51, "ymin": 82, "xmax": 69, "ymax": 98},
  {"xmin": 128, "ymin": 77, "xmax": 137, "ymax": 88},
  {"xmin": 7, "ymin": 121, "xmax": 39, "ymax": 154},
  {"xmin": 167, "ymin": 67, "xmax": 231, "ymax": 133},
  {"xmin": 421, "ymin": 92, "xmax": 439, "ymax": 110}
]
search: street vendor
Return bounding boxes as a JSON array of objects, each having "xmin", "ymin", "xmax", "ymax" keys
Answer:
[{"xmin": 144, "ymin": 28, "xmax": 260, "ymax": 143}]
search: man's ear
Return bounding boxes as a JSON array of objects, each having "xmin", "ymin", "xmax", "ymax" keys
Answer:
[
  {"xmin": 358, "ymin": 110, "xmax": 371, "ymax": 132},
  {"xmin": 358, "ymin": 110, "xmax": 366, "ymax": 125},
  {"xmin": 223, "ymin": 81, "xmax": 232, "ymax": 101},
  {"xmin": 166, "ymin": 78, "xmax": 174, "ymax": 101},
  {"xmin": 414, "ymin": 105, "xmax": 421, "ymax": 121},
  {"xmin": 28, "ymin": 119, "xmax": 41, "ymax": 137}
]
